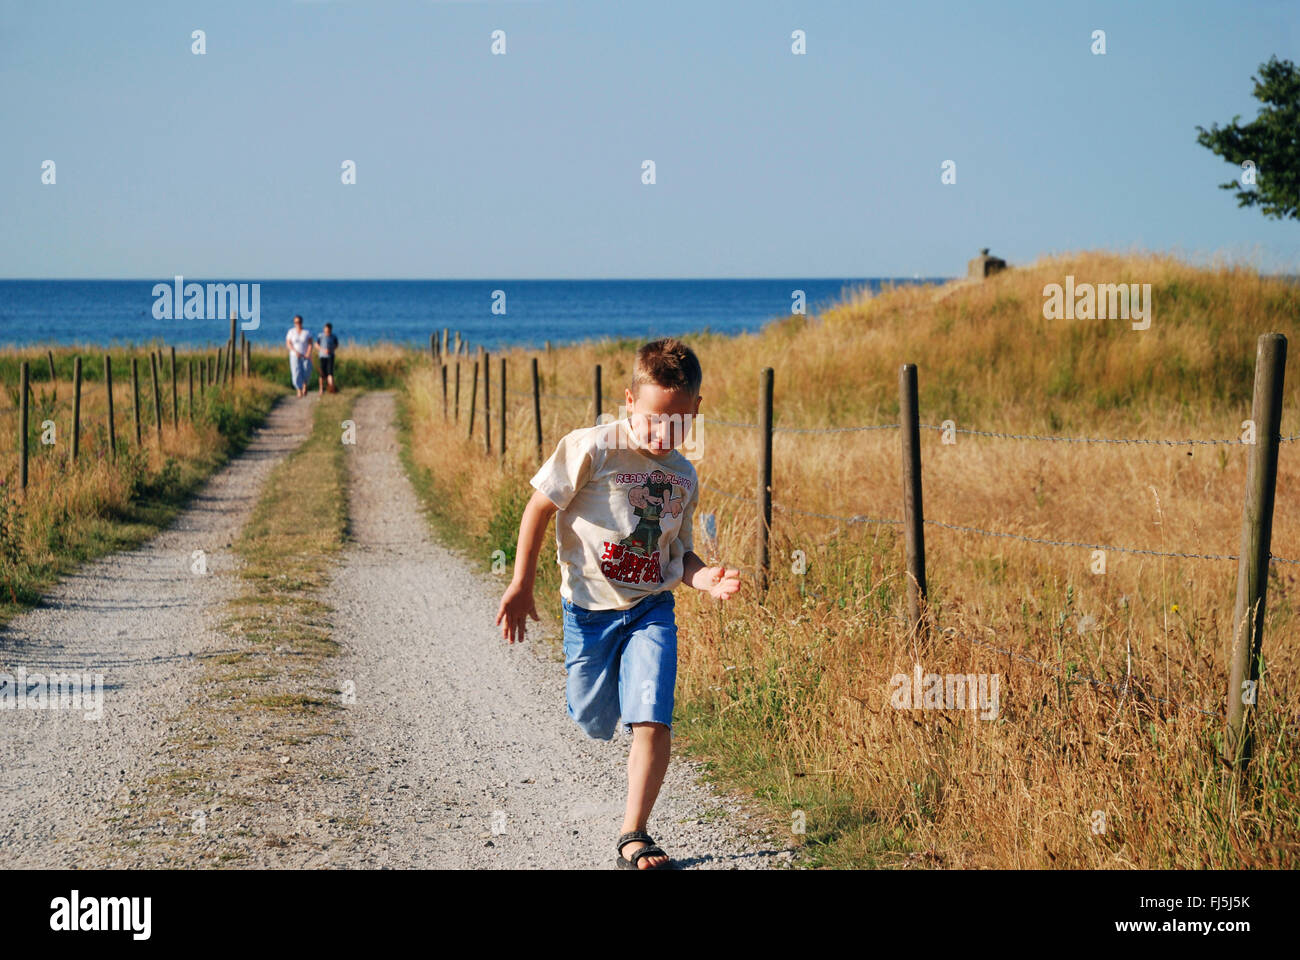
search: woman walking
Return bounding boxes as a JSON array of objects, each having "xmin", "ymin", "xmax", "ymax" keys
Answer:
[{"xmin": 286, "ymin": 314, "xmax": 314, "ymax": 398}]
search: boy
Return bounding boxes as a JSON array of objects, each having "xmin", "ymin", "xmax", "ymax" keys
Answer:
[
  {"xmin": 316, "ymin": 322, "xmax": 339, "ymax": 394},
  {"xmin": 495, "ymin": 337, "xmax": 740, "ymax": 870}
]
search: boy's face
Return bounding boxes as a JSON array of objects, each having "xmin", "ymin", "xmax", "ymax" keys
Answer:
[{"xmin": 625, "ymin": 383, "xmax": 700, "ymax": 455}]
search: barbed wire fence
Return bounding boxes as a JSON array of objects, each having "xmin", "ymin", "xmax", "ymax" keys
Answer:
[
  {"xmin": 427, "ymin": 332, "xmax": 1294, "ymax": 764},
  {"xmin": 8, "ymin": 321, "xmax": 258, "ymax": 494}
]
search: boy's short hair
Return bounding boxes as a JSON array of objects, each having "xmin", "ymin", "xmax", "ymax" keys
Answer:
[
  {"xmin": 323, "ymin": 323, "xmax": 333, "ymax": 331},
  {"xmin": 630, "ymin": 337, "xmax": 702, "ymax": 397}
]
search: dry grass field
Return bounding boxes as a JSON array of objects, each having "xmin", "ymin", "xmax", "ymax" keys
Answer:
[
  {"xmin": 0, "ymin": 343, "xmax": 408, "ymax": 623},
  {"xmin": 399, "ymin": 252, "xmax": 1300, "ymax": 868}
]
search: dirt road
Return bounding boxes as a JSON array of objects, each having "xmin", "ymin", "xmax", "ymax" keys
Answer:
[
  {"xmin": 329, "ymin": 392, "xmax": 792, "ymax": 868},
  {"xmin": 0, "ymin": 398, "xmax": 315, "ymax": 867},
  {"xmin": 0, "ymin": 391, "xmax": 793, "ymax": 869}
]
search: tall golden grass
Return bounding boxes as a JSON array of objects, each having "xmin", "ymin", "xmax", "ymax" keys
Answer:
[
  {"xmin": 0, "ymin": 345, "xmax": 281, "ymax": 618},
  {"xmin": 406, "ymin": 252, "xmax": 1299, "ymax": 867}
]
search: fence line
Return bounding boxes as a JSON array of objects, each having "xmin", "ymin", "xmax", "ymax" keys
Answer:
[
  {"xmin": 696, "ymin": 476, "xmax": 1294, "ymax": 564},
  {"xmin": 919, "ymin": 423, "xmax": 1253, "ymax": 445},
  {"xmin": 9, "ymin": 344, "xmax": 254, "ymax": 492},
  {"xmin": 491, "ymin": 372, "xmax": 1299, "ymax": 446},
  {"xmin": 701, "ymin": 418, "xmax": 898, "ymax": 434},
  {"xmin": 778, "ymin": 503, "xmax": 901, "ymax": 526},
  {"xmin": 943, "ymin": 628, "xmax": 1224, "ymax": 720},
  {"xmin": 703, "ymin": 500, "xmax": 1295, "ymax": 735},
  {"xmin": 436, "ymin": 334, "xmax": 1295, "ymax": 763},
  {"xmin": 921, "ymin": 520, "xmax": 1242, "ymax": 563},
  {"xmin": 697, "ymin": 479, "xmax": 1297, "ymax": 565},
  {"xmin": 704, "ymin": 416, "xmax": 1299, "ymax": 445},
  {"xmin": 450, "ymin": 360, "xmax": 1300, "ymax": 568}
]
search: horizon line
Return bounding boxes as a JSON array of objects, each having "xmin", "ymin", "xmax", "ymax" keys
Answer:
[{"xmin": 0, "ymin": 275, "xmax": 954, "ymax": 283}]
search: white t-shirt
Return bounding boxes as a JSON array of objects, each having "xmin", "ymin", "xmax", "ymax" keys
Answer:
[
  {"xmin": 531, "ymin": 418, "xmax": 698, "ymax": 611},
  {"xmin": 286, "ymin": 327, "xmax": 313, "ymax": 356}
]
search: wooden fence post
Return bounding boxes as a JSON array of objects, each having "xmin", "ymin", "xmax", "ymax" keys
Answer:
[
  {"xmin": 531, "ymin": 356, "xmax": 543, "ymax": 463},
  {"xmin": 244, "ymin": 339, "xmax": 251, "ymax": 378},
  {"xmin": 454, "ymin": 362, "xmax": 461, "ymax": 423},
  {"xmin": 188, "ymin": 359, "xmax": 194, "ymax": 420},
  {"xmin": 441, "ymin": 364, "xmax": 448, "ymax": 420},
  {"xmin": 131, "ymin": 356, "xmax": 142, "ymax": 446},
  {"xmin": 46, "ymin": 350, "xmax": 56, "ymax": 401},
  {"xmin": 430, "ymin": 333, "xmax": 438, "ymax": 365},
  {"xmin": 104, "ymin": 355, "xmax": 116, "ymax": 462},
  {"xmin": 1225, "ymin": 332, "xmax": 1288, "ymax": 769},
  {"xmin": 499, "ymin": 357, "xmax": 506, "ymax": 458},
  {"xmin": 468, "ymin": 361, "xmax": 479, "ymax": 438},
  {"xmin": 484, "ymin": 350, "xmax": 492, "ymax": 453},
  {"xmin": 594, "ymin": 364, "xmax": 602, "ymax": 426},
  {"xmin": 19, "ymin": 362, "xmax": 29, "ymax": 493},
  {"xmin": 756, "ymin": 367, "xmax": 774, "ymax": 593},
  {"xmin": 229, "ymin": 313, "xmax": 237, "ymax": 380},
  {"xmin": 442, "ymin": 328, "xmax": 449, "ymax": 357},
  {"xmin": 899, "ymin": 363, "xmax": 929, "ymax": 645},
  {"xmin": 170, "ymin": 347, "xmax": 179, "ymax": 430},
  {"xmin": 454, "ymin": 331, "xmax": 461, "ymax": 355},
  {"xmin": 71, "ymin": 357, "xmax": 82, "ymax": 463},
  {"xmin": 150, "ymin": 352, "xmax": 163, "ymax": 447}
]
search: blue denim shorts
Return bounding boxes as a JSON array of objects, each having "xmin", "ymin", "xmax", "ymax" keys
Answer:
[{"xmin": 560, "ymin": 590, "xmax": 677, "ymax": 740}]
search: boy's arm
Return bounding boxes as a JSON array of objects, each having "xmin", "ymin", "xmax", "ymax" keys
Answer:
[
  {"xmin": 495, "ymin": 489, "xmax": 559, "ymax": 643},
  {"xmin": 675, "ymin": 481, "xmax": 737, "ymax": 598},
  {"xmin": 510, "ymin": 489, "xmax": 558, "ymax": 593},
  {"xmin": 496, "ymin": 428, "xmax": 595, "ymax": 642}
]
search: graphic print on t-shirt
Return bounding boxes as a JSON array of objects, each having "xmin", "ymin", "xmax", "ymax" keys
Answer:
[{"xmin": 599, "ymin": 468, "xmax": 691, "ymax": 586}]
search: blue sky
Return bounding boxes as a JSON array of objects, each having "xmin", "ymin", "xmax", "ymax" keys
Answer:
[{"xmin": 2, "ymin": 0, "xmax": 1297, "ymax": 278}]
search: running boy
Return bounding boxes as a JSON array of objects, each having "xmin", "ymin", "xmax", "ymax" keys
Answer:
[{"xmin": 495, "ymin": 337, "xmax": 741, "ymax": 870}]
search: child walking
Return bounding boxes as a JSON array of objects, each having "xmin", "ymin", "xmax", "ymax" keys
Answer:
[{"xmin": 495, "ymin": 337, "xmax": 740, "ymax": 870}]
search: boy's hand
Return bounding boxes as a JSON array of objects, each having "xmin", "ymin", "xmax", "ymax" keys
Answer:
[
  {"xmin": 693, "ymin": 564, "xmax": 741, "ymax": 600},
  {"xmin": 495, "ymin": 580, "xmax": 540, "ymax": 644}
]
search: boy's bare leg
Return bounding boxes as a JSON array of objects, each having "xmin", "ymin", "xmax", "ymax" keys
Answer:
[{"xmin": 620, "ymin": 721, "xmax": 671, "ymax": 868}]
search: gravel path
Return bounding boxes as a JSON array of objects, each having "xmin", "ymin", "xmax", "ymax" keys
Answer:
[
  {"xmin": 0, "ymin": 390, "xmax": 794, "ymax": 869},
  {"xmin": 330, "ymin": 392, "xmax": 794, "ymax": 868},
  {"xmin": 0, "ymin": 397, "xmax": 316, "ymax": 867}
]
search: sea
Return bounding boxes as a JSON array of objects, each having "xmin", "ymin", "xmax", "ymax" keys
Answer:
[{"xmin": 0, "ymin": 278, "xmax": 945, "ymax": 350}]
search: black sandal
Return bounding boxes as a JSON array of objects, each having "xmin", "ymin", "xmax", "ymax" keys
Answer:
[{"xmin": 616, "ymin": 830, "xmax": 673, "ymax": 870}]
